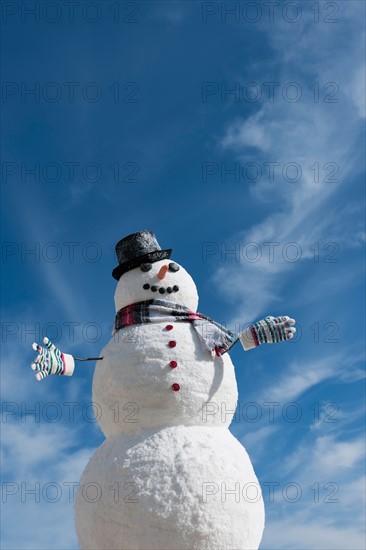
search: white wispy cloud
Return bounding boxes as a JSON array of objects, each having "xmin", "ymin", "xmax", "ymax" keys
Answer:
[
  {"xmin": 11, "ymin": 187, "xmax": 94, "ymax": 323},
  {"xmin": 1, "ymin": 348, "xmax": 97, "ymax": 549},
  {"xmin": 310, "ymin": 402, "xmax": 366, "ymax": 433},
  {"xmin": 243, "ymin": 423, "xmax": 366, "ymax": 550},
  {"xmin": 234, "ymin": 348, "xmax": 364, "ymax": 462},
  {"xmin": 1, "ymin": 421, "xmax": 92, "ymax": 549},
  {"xmin": 261, "ymin": 513, "xmax": 366, "ymax": 550},
  {"xmin": 212, "ymin": 2, "xmax": 365, "ymax": 323},
  {"xmin": 258, "ymin": 420, "xmax": 365, "ymax": 549},
  {"xmin": 282, "ymin": 433, "xmax": 365, "ymax": 479},
  {"xmin": 257, "ymin": 349, "xmax": 364, "ymax": 404}
]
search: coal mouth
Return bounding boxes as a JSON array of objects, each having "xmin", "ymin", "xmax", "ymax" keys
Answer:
[{"xmin": 142, "ymin": 283, "xmax": 179, "ymax": 295}]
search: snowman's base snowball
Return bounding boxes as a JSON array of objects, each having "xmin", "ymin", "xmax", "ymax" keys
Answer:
[{"xmin": 75, "ymin": 426, "xmax": 264, "ymax": 550}]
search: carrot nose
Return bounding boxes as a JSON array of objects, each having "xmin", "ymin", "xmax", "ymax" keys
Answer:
[{"xmin": 157, "ymin": 264, "xmax": 169, "ymax": 280}]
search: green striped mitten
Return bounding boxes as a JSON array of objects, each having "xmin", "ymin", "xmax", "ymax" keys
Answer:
[
  {"xmin": 239, "ymin": 316, "xmax": 296, "ymax": 350},
  {"xmin": 31, "ymin": 337, "xmax": 75, "ymax": 380}
]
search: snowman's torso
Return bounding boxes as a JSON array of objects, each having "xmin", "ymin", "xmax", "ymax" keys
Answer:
[{"xmin": 93, "ymin": 322, "xmax": 238, "ymax": 437}]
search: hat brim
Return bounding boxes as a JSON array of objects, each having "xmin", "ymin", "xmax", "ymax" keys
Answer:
[{"xmin": 112, "ymin": 249, "xmax": 172, "ymax": 280}]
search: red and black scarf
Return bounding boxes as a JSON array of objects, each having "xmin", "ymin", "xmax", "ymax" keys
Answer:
[{"xmin": 114, "ymin": 299, "xmax": 235, "ymax": 356}]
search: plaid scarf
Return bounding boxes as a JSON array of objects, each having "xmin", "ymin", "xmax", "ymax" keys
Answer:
[{"xmin": 114, "ymin": 299, "xmax": 235, "ymax": 356}]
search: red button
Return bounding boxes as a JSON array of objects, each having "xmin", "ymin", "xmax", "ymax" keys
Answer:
[
  {"xmin": 169, "ymin": 360, "xmax": 177, "ymax": 368},
  {"xmin": 171, "ymin": 383, "xmax": 180, "ymax": 392},
  {"xmin": 168, "ymin": 340, "xmax": 176, "ymax": 348},
  {"xmin": 165, "ymin": 324, "xmax": 173, "ymax": 331}
]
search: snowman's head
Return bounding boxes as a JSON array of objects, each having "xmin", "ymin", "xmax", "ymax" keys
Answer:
[{"xmin": 114, "ymin": 259, "xmax": 199, "ymax": 312}]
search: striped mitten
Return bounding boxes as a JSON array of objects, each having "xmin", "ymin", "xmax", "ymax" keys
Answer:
[
  {"xmin": 31, "ymin": 337, "xmax": 75, "ymax": 380},
  {"xmin": 239, "ymin": 316, "xmax": 296, "ymax": 351}
]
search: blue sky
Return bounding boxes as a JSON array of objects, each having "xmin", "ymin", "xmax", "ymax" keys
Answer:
[{"xmin": 1, "ymin": 1, "xmax": 365, "ymax": 548}]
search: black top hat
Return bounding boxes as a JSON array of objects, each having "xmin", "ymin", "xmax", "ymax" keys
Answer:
[{"xmin": 112, "ymin": 230, "xmax": 172, "ymax": 280}]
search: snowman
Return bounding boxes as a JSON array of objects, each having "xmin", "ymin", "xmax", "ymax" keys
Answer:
[{"xmin": 31, "ymin": 231, "xmax": 296, "ymax": 550}]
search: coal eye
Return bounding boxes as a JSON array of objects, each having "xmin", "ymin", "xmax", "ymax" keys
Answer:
[
  {"xmin": 140, "ymin": 263, "xmax": 152, "ymax": 272},
  {"xmin": 169, "ymin": 262, "xmax": 180, "ymax": 272}
]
